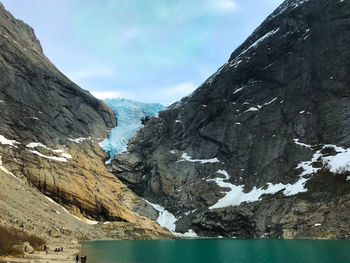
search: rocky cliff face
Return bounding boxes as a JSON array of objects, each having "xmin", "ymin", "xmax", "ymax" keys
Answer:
[
  {"xmin": 0, "ymin": 2, "xmax": 171, "ymax": 242},
  {"xmin": 110, "ymin": 0, "xmax": 350, "ymax": 238}
]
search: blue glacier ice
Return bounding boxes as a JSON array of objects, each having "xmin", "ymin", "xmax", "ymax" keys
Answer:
[{"xmin": 99, "ymin": 98, "xmax": 166, "ymax": 162}]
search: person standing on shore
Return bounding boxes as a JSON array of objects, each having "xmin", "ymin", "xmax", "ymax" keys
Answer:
[{"xmin": 75, "ymin": 254, "xmax": 79, "ymax": 263}]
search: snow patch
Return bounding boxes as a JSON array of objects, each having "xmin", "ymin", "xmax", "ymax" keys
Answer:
[
  {"xmin": 292, "ymin": 0, "xmax": 311, "ymax": 9},
  {"xmin": 244, "ymin": 107, "xmax": 259, "ymax": 113},
  {"xmin": 233, "ymin": 87, "xmax": 243, "ymax": 94},
  {"xmin": 323, "ymin": 148, "xmax": 350, "ymax": 174},
  {"xmin": 145, "ymin": 199, "xmax": 198, "ymax": 237},
  {"xmin": 0, "ymin": 135, "xmax": 19, "ymax": 147},
  {"xmin": 209, "ymin": 163, "xmax": 313, "ymax": 209},
  {"xmin": 82, "ymin": 217, "xmax": 99, "ymax": 225},
  {"xmin": 145, "ymin": 200, "xmax": 177, "ymax": 232},
  {"xmin": 216, "ymin": 170, "xmax": 229, "ymax": 179},
  {"xmin": 68, "ymin": 137, "xmax": 91, "ymax": 143},
  {"xmin": 295, "ymin": 143, "xmax": 350, "ymax": 175},
  {"xmin": 26, "ymin": 142, "xmax": 72, "ymax": 162},
  {"xmin": 294, "ymin": 139, "xmax": 312, "ymax": 149},
  {"xmin": 263, "ymin": 97, "xmax": 277, "ymax": 106},
  {"xmin": 28, "ymin": 150, "xmax": 68, "ymax": 162},
  {"xmin": 177, "ymin": 229, "xmax": 198, "ymax": 238},
  {"xmin": 27, "ymin": 142, "xmax": 47, "ymax": 149},
  {"xmin": 184, "ymin": 209, "xmax": 197, "ymax": 216},
  {"xmin": 178, "ymin": 153, "xmax": 221, "ymax": 164},
  {"xmin": 61, "ymin": 153, "xmax": 73, "ymax": 159}
]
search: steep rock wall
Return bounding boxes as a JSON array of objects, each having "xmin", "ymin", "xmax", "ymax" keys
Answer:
[{"xmin": 110, "ymin": 0, "xmax": 350, "ymax": 238}]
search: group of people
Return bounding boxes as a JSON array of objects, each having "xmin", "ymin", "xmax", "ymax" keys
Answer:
[
  {"xmin": 76, "ymin": 254, "xmax": 87, "ymax": 263},
  {"xmin": 43, "ymin": 245, "xmax": 64, "ymax": 255}
]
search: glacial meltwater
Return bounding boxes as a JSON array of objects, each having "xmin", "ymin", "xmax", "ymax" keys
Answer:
[{"xmin": 81, "ymin": 239, "xmax": 350, "ymax": 263}]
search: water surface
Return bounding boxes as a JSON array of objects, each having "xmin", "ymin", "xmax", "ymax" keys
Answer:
[{"xmin": 81, "ymin": 238, "xmax": 350, "ymax": 263}]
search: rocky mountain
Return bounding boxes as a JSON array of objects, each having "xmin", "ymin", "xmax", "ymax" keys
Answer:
[
  {"xmin": 0, "ymin": 2, "xmax": 172, "ymax": 244},
  {"xmin": 109, "ymin": 0, "xmax": 350, "ymax": 239}
]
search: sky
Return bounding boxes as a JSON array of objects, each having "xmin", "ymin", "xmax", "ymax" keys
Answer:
[{"xmin": 2, "ymin": 0, "xmax": 284, "ymax": 104}]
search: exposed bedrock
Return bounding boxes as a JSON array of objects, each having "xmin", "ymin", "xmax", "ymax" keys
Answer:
[
  {"xmin": 0, "ymin": 2, "xmax": 171, "ymax": 241},
  {"xmin": 109, "ymin": 0, "xmax": 350, "ymax": 238}
]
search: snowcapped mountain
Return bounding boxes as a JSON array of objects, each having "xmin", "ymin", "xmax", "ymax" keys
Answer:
[{"xmin": 99, "ymin": 98, "xmax": 166, "ymax": 161}]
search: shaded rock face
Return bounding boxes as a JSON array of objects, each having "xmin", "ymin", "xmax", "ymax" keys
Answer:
[
  {"xmin": 110, "ymin": 0, "xmax": 350, "ymax": 238},
  {"xmin": 0, "ymin": 3, "xmax": 170, "ymax": 241},
  {"xmin": 0, "ymin": 3, "xmax": 115, "ymax": 144}
]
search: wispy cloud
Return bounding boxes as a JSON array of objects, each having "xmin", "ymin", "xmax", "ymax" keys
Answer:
[
  {"xmin": 209, "ymin": 0, "xmax": 237, "ymax": 13},
  {"xmin": 3, "ymin": 0, "xmax": 284, "ymax": 103},
  {"xmin": 91, "ymin": 91, "xmax": 132, "ymax": 100}
]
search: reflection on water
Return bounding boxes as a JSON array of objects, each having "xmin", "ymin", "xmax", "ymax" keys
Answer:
[{"xmin": 81, "ymin": 238, "xmax": 350, "ymax": 263}]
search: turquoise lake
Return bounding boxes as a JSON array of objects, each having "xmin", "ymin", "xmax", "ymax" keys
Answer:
[{"xmin": 81, "ymin": 239, "xmax": 350, "ymax": 263}]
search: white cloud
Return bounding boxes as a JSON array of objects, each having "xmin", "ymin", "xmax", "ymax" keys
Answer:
[
  {"xmin": 209, "ymin": 0, "xmax": 237, "ymax": 13},
  {"xmin": 161, "ymin": 82, "xmax": 197, "ymax": 97},
  {"xmin": 91, "ymin": 91, "xmax": 131, "ymax": 100}
]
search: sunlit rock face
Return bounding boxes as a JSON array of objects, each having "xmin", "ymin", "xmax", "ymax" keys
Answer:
[
  {"xmin": 0, "ymin": 3, "xmax": 172, "ymax": 241},
  {"xmin": 109, "ymin": 0, "xmax": 350, "ymax": 239}
]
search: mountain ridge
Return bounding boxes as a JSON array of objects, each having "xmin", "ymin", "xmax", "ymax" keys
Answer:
[{"xmin": 0, "ymin": 1, "xmax": 173, "ymax": 249}]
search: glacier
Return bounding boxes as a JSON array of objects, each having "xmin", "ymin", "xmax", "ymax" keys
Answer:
[{"xmin": 99, "ymin": 98, "xmax": 166, "ymax": 162}]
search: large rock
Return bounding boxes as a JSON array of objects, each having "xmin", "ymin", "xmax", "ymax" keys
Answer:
[
  {"xmin": 109, "ymin": 0, "xmax": 350, "ymax": 238},
  {"xmin": 23, "ymin": 242, "xmax": 34, "ymax": 254}
]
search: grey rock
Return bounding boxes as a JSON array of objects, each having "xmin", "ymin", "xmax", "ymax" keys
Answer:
[
  {"xmin": 109, "ymin": 0, "xmax": 350, "ymax": 238},
  {"xmin": 0, "ymin": 3, "xmax": 116, "ymax": 146}
]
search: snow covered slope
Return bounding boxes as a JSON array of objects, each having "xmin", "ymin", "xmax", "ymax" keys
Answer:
[{"xmin": 100, "ymin": 98, "xmax": 166, "ymax": 161}]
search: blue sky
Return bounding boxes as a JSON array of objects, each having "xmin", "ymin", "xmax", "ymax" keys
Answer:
[{"xmin": 2, "ymin": 0, "xmax": 283, "ymax": 103}]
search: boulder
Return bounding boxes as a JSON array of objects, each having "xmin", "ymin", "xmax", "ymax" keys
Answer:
[{"xmin": 23, "ymin": 242, "xmax": 34, "ymax": 254}]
